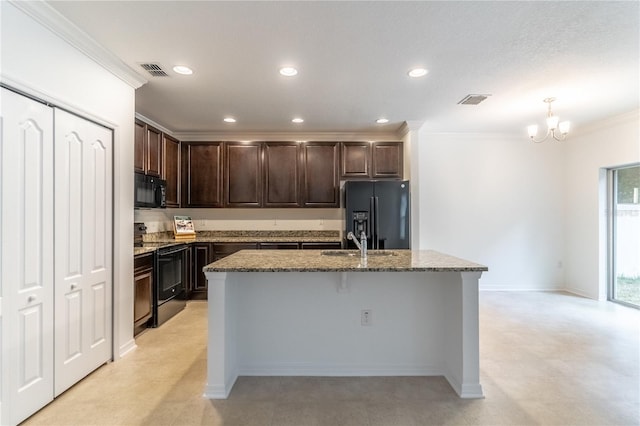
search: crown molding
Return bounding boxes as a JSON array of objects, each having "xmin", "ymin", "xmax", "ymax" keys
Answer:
[
  {"xmin": 173, "ymin": 131, "xmax": 403, "ymax": 142},
  {"xmin": 135, "ymin": 113, "xmax": 175, "ymax": 136},
  {"xmin": 398, "ymin": 121, "xmax": 426, "ymax": 137},
  {"xmin": 10, "ymin": 0, "xmax": 147, "ymax": 89}
]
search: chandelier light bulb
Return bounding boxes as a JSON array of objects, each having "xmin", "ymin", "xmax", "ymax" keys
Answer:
[
  {"xmin": 546, "ymin": 115, "xmax": 559, "ymax": 131},
  {"xmin": 527, "ymin": 125, "xmax": 539, "ymax": 138},
  {"xmin": 559, "ymin": 121, "xmax": 571, "ymax": 134}
]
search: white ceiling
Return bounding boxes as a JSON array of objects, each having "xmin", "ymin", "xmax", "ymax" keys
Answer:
[{"xmin": 48, "ymin": 1, "xmax": 639, "ymax": 136}]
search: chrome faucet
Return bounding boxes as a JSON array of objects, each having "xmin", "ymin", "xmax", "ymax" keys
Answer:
[{"xmin": 347, "ymin": 231, "xmax": 367, "ymax": 259}]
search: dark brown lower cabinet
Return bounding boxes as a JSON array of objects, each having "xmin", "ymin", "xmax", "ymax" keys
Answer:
[
  {"xmin": 192, "ymin": 243, "xmax": 214, "ymax": 300},
  {"xmin": 134, "ymin": 252, "xmax": 154, "ymax": 336},
  {"xmin": 191, "ymin": 242, "xmax": 259, "ymax": 300},
  {"xmin": 214, "ymin": 243, "xmax": 259, "ymax": 259},
  {"xmin": 184, "ymin": 244, "xmax": 193, "ymax": 299},
  {"xmin": 259, "ymin": 242, "xmax": 300, "ymax": 250},
  {"xmin": 300, "ymin": 242, "xmax": 343, "ymax": 250},
  {"xmin": 186, "ymin": 241, "xmax": 342, "ymax": 300}
]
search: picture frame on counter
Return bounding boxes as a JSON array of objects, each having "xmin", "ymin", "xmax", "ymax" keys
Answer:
[{"xmin": 173, "ymin": 216, "xmax": 196, "ymax": 240}]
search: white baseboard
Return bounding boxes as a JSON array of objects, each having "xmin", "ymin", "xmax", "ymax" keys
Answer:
[
  {"xmin": 443, "ymin": 371, "xmax": 484, "ymax": 399},
  {"xmin": 560, "ymin": 286, "xmax": 600, "ymax": 300},
  {"xmin": 118, "ymin": 339, "xmax": 137, "ymax": 358},
  {"xmin": 203, "ymin": 375, "xmax": 238, "ymax": 399},
  {"xmin": 237, "ymin": 363, "xmax": 442, "ymax": 377},
  {"xmin": 479, "ymin": 285, "xmax": 562, "ymax": 292}
]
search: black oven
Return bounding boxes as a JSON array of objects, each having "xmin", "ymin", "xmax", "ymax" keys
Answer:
[
  {"xmin": 153, "ymin": 244, "xmax": 187, "ymax": 327},
  {"xmin": 135, "ymin": 172, "xmax": 166, "ymax": 209}
]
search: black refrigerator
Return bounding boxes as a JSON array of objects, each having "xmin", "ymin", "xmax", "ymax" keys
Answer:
[{"xmin": 344, "ymin": 180, "xmax": 410, "ymax": 249}]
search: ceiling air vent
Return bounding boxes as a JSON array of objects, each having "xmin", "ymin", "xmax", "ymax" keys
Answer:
[
  {"xmin": 140, "ymin": 63, "xmax": 169, "ymax": 77},
  {"xmin": 457, "ymin": 94, "xmax": 491, "ymax": 105}
]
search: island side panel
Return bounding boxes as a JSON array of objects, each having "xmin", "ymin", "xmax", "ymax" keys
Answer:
[
  {"xmin": 231, "ymin": 271, "xmax": 447, "ymax": 376},
  {"xmin": 203, "ymin": 272, "xmax": 238, "ymax": 399},
  {"xmin": 442, "ymin": 271, "xmax": 484, "ymax": 398}
]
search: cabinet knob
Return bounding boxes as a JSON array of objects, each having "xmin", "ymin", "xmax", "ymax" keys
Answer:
[
  {"xmin": 71, "ymin": 284, "xmax": 78, "ymax": 291},
  {"xmin": 27, "ymin": 295, "xmax": 37, "ymax": 303}
]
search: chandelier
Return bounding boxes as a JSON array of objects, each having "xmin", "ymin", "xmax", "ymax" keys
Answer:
[{"xmin": 527, "ymin": 97, "xmax": 570, "ymax": 143}]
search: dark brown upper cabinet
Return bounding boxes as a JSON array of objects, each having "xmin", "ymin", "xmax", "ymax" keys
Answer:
[
  {"xmin": 225, "ymin": 142, "xmax": 263, "ymax": 207},
  {"xmin": 372, "ymin": 142, "xmax": 403, "ymax": 178},
  {"xmin": 162, "ymin": 133, "xmax": 180, "ymax": 207},
  {"xmin": 145, "ymin": 125, "xmax": 162, "ymax": 177},
  {"xmin": 341, "ymin": 142, "xmax": 371, "ymax": 178},
  {"xmin": 134, "ymin": 120, "xmax": 145, "ymax": 173},
  {"xmin": 134, "ymin": 119, "xmax": 162, "ymax": 177},
  {"xmin": 301, "ymin": 142, "xmax": 339, "ymax": 208},
  {"xmin": 263, "ymin": 142, "xmax": 301, "ymax": 207},
  {"xmin": 341, "ymin": 141, "xmax": 403, "ymax": 179},
  {"xmin": 181, "ymin": 142, "xmax": 224, "ymax": 208}
]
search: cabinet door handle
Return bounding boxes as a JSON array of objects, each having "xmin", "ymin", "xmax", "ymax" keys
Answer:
[
  {"xmin": 70, "ymin": 284, "xmax": 78, "ymax": 291},
  {"xmin": 27, "ymin": 295, "xmax": 37, "ymax": 303}
]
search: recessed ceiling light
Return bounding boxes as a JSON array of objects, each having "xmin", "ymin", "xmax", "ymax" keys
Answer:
[
  {"xmin": 376, "ymin": 118, "xmax": 389, "ymax": 124},
  {"xmin": 292, "ymin": 118, "xmax": 304, "ymax": 123},
  {"xmin": 223, "ymin": 117, "xmax": 236, "ymax": 123},
  {"xmin": 408, "ymin": 68, "xmax": 428, "ymax": 78},
  {"xmin": 173, "ymin": 65, "xmax": 193, "ymax": 75},
  {"xmin": 279, "ymin": 67, "xmax": 298, "ymax": 77}
]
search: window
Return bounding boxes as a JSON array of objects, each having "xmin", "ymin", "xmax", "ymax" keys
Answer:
[{"xmin": 609, "ymin": 164, "xmax": 640, "ymax": 308}]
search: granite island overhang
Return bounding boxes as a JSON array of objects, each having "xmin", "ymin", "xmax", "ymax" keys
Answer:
[{"xmin": 203, "ymin": 250, "xmax": 488, "ymax": 399}]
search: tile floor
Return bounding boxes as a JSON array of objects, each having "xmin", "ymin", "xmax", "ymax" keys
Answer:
[{"xmin": 22, "ymin": 292, "xmax": 639, "ymax": 426}]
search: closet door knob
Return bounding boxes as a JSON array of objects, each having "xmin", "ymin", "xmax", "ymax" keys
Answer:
[
  {"xmin": 70, "ymin": 284, "xmax": 78, "ymax": 291},
  {"xmin": 27, "ymin": 295, "xmax": 37, "ymax": 303}
]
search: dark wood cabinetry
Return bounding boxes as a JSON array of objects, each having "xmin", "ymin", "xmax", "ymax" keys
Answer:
[
  {"xmin": 372, "ymin": 142, "xmax": 403, "ymax": 178},
  {"xmin": 134, "ymin": 119, "xmax": 162, "ymax": 177},
  {"xmin": 264, "ymin": 142, "xmax": 301, "ymax": 207},
  {"xmin": 146, "ymin": 125, "xmax": 162, "ymax": 177},
  {"xmin": 184, "ymin": 244, "xmax": 193, "ymax": 299},
  {"xmin": 137, "ymin": 133, "xmax": 404, "ymax": 209},
  {"xmin": 214, "ymin": 243, "xmax": 258, "ymax": 259},
  {"xmin": 300, "ymin": 242, "xmax": 343, "ymax": 250},
  {"xmin": 182, "ymin": 142, "xmax": 224, "ymax": 208},
  {"xmin": 341, "ymin": 141, "xmax": 403, "ymax": 179},
  {"xmin": 259, "ymin": 242, "xmax": 300, "ymax": 249},
  {"xmin": 225, "ymin": 142, "xmax": 262, "ymax": 207},
  {"xmin": 191, "ymin": 242, "xmax": 258, "ymax": 299},
  {"xmin": 134, "ymin": 252, "xmax": 154, "ymax": 335},
  {"xmin": 301, "ymin": 142, "xmax": 339, "ymax": 207},
  {"xmin": 134, "ymin": 120, "xmax": 146, "ymax": 173},
  {"xmin": 191, "ymin": 243, "xmax": 214, "ymax": 300},
  {"xmin": 162, "ymin": 134, "xmax": 180, "ymax": 207},
  {"xmin": 341, "ymin": 142, "xmax": 370, "ymax": 178}
]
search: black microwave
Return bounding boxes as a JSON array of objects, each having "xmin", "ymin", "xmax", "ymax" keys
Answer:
[{"xmin": 135, "ymin": 172, "xmax": 166, "ymax": 208}]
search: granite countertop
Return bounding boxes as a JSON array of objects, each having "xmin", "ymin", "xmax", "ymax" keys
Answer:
[
  {"xmin": 134, "ymin": 231, "xmax": 341, "ymax": 256},
  {"xmin": 203, "ymin": 249, "xmax": 488, "ymax": 273}
]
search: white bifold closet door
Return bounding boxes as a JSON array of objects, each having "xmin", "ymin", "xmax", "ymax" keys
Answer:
[
  {"xmin": 0, "ymin": 87, "xmax": 55, "ymax": 425},
  {"xmin": 53, "ymin": 108, "xmax": 113, "ymax": 396}
]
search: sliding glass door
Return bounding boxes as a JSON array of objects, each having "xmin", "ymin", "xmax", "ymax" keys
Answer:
[{"xmin": 609, "ymin": 165, "xmax": 640, "ymax": 308}]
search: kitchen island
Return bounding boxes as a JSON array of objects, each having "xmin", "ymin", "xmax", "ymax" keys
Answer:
[{"xmin": 203, "ymin": 250, "xmax": 488, "ymax": 399}]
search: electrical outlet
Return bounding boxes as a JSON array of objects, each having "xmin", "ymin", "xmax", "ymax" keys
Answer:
[{"xmin": 361, "ymin": 309, "xmax": 372, "ymax": 326}]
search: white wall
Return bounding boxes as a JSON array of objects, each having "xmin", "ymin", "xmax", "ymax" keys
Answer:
[
  {"xmin": 1, "ymin": 2, "xmax": 137, "ymax": 358},
  {"xmin": 416, "ymin": 132, "xmax": 566, "ymax": 291},
  {"xmin": 564, "ymin": 111, "xmax": 640, "ymax": 300}
]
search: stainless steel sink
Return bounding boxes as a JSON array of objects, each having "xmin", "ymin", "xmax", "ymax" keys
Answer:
[{"xmin": 321, "ymin": 250, "xmax": 398, "ymax": 257}]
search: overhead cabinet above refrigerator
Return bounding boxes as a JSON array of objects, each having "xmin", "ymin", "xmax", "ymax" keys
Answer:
[{"xmin": 344, "ymin": 180, "xmax": 410, "ymax": 250}]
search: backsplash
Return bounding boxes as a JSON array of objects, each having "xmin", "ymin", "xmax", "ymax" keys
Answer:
[{"xmin": 134, "ymin": 208, "xmax": 343, "ymax": 233}]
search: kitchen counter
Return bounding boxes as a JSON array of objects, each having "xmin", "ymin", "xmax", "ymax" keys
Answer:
[
  {"xmin": 134, "ymin": 230, "xmax": 341, "ymax": 256},
  {"xmin": 203, "ymin": 249, "xmax": 488, "ymax": 273},
  {"xmin": 203, "ymin": 249, "xmax": 487, "ymax": 400}
]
